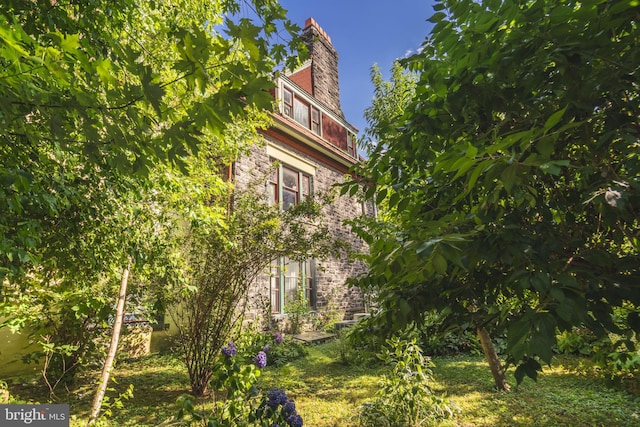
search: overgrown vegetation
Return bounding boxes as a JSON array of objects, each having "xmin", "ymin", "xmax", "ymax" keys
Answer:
[
  {"xmin": 169, "ymin": 183, "xmax": 336, "ymax": 396},
  {"xmin": 6, "ymin": 340, "xmax": 640, "ymax": 426},
  {"xmin": 345, "ymin": 0, "xmax": 640, "ymax": 391},
  {"xmin": 358, "ymin": 335, "xmax": 458, "ymax": 427}
]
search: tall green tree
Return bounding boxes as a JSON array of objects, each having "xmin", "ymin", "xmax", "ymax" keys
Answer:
[
  {"xmin": 0, "ymin": 0, "xmax": 303, "ymax": 395},
  {"xmin": 0, "ymin": 0, "xmax": 302, "ymax": 280},
  {"xmin": 347, "ymin": 0, "xmax": 640, "ymax": 389}
]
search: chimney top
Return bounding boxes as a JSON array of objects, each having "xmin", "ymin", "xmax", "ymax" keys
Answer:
[{"xmin": 304, "ymin": 17, "xmax": 332, "ymax": 44}]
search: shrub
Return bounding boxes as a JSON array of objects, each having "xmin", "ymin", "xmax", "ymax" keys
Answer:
[
  {"xmin": 174, "ymin": 341, "xmax": 304, "ymax": 427},
  {"xmin": 556, "ymin": 327, "xmax": 599, "ymax": 356},
  {"xmin": 336, "ymin": 321, "xmax": 384, "ymax": 367},
  {"xmin": 417, "ymin": 311, "xmax": 481, "ymax": 356},
  {"xmin": 359, "ymin": 335, "xmax": 458, "ymax": 427},
  {"xmin": 237, "ymin": 330, "xmax": 307, "ymax": 368}
]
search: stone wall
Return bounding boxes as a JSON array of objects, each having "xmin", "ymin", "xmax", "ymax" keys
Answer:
[{"xmin": 234, "ymin": 137, "xmax": 368, "ymax": 326}]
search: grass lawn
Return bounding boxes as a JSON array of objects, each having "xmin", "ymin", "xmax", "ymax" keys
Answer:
[{"xmin": 5, "ymin": 340, "xmax": 640, "ymax": 426}]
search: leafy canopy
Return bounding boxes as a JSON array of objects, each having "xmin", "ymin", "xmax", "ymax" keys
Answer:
[
  {"xmin": 0, "ymin": 0, "xmax": 304, "ymax": 280},
  {"xmin": 347, "ymin": 0, "xmax": 640, "ymax": 382}
]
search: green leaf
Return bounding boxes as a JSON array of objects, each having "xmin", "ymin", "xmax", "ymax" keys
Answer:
[
  {"xmin": 507, "ymin": 319, "xmax": 530, "ymax": 360},
  {"xmin": 500, "ymin": 164, "xmax": 518, "ymax": 193},
  {"xmin": 432, "ymin": 252, "xmax": 447, "ymax": 275},
  {"xmin": 539, "ymin": 160, "xmax": 570, "ymax": 175},
  {"xmin": 543, "ymin": 106, "xmax": 567, "ymax": 132}
]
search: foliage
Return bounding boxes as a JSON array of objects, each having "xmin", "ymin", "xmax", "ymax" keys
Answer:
[
  {"xmin": 174, "ymin": 342, "xmax": 303, "ymax": 427},
  {"xmin": 556, "ymin": 327, "xmax": 601, "ymax": 356},
  {"xmin": 417, "ymin": 311, "xmax": 480, "ymax": 357},
  {"xmin": 0, "ymin": 0, "xmax": 303, "ymax": 279},
  {"xmin": 238, "ymin": 330, "xmax": 308, "ymax": 368},
  {"xmin": 0, "ymin": 379, "xmax": 10, "ymax": 403},
  {"xmin": 358, "ymin": 335, "xmax": 458, "ymax": 427},
  {"xmin": 284, "ymin": 286, "xmax": 312, "ymax": 335},
  {"xmin": 169, "ymin": 184, "xmax": 338, "ymax": 396},
  {"xmin": 100, "ymin": 383, "xmax": 135, "ymax": 420},
  {"xmin": 0, "ymin": 0, "xmax": 304, "ymax": 390},
  {"xmin": 309, "ymin": 288, "xmax": 343, "ymax": 332},
  {"xmin": 5, "ymin": 343, "xmax": 640, "ymax": 426},
  {"xmin": 345, "ymin": 0, "xmax": 640, "ymax": 386},
  {"xmin": 336, "ymin": 322, "xmax": 384, "ymax": 367}
]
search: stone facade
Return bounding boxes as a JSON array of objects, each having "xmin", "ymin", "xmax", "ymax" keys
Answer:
[
  {"xmin": 232, "ymin": 17, "xmax": 369, "ymax": 330},
  {"xmin": 234, "ymin": 137, "xmax": 368, "ymax": 324}
]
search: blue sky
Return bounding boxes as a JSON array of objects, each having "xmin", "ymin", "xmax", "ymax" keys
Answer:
[{"xmin": 278, "ymin": 0, "xmax": 436, "ymax": 137}]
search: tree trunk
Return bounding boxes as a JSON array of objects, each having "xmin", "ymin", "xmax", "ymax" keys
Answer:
[
  {"xmin": 88, "ymin": 258, "xmax": 132, "ymax": 425},
  {"xmin": 477, "ymin": 326, "xmax": 511, "ymax": 391}
]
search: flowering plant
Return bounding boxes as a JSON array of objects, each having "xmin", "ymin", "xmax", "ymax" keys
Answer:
[
  {"xmin": 175, "ymin": 339, "xmax": 303, "ymax": 426},
  {"xmin": 250, "ymin": 388, "xmax": 303, "ymax": 427}
]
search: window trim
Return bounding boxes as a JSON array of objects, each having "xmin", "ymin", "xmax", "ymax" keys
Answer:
[
  {"xmin": 269, "ymin": 160, "xmax": 313, "ymax": 210},
  {"xmin": 266, "ymin": 144, "xmax": 316, "ymax": 176},
  {"xmin": 270, "ymin": 257, "xmax": 316, "ymax": 315}
]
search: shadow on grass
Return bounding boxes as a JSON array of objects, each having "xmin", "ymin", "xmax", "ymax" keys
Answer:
[
  {"xmin": 8, "ymin": 353, "xmax": 192, "ymax": 427},
  {"xmin": 432, "ymin": 354, "xmax": 640, "ymax": 427}
]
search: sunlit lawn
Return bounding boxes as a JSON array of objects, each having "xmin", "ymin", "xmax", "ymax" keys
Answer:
[{"xmin": 5, "ymin": 340, "xmax": 640, "ymax": 426}]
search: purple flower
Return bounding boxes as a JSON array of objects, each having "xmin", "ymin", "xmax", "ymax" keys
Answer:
[
  {"xmin": 283, "ymin": 400, "xmax": 296, "ymax": 416},
  {"xmin": 221, "ymin": 342, "xmax": 237, "ymax": 357},
  {"xmin": 254, "ymin": 350, "xmax": 267, "ymax": 368},
  {"xmin": 274, "ymin": 332, "xmax": 283, "ymax": 344},
  {"xmin": 263, "ymin": 344, "xmax": 270, "ymax": 353},
  {"xmin": 286, "ymin": 412, "xmax": 303, "ymax": 427},
  {"xmin": 266, "ymin": 388, "xmax": 288, "ymax": 408}
]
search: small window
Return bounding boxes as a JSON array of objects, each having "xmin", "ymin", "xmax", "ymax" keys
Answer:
[
  {"xmin": 283, "ymin": 88, "xmax": 293, "ymax": 118},
  {"xmin": 268, "ymin": 169, "xmax": 279, "ymax": 205},
  {"xmin": 282, "ymin": 167, "xmax": 299, "ymax": 210},
  {"xmin": 347, "ymin": 132, "xmax": 357, "ymax": 158},
  {"xmin": 311, "ymin": 107, "xmax": 321, "ymax": 135},
  {"xmin": 293, "ymin": 98, "xmax": 310, "ymax": 128}
]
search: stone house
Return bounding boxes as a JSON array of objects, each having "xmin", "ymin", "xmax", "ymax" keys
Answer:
[{"xmin": 233, "ymin": 18, "xmax": 371, "ymax": 327}]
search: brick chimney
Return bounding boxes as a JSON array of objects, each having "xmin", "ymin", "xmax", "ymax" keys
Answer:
[{"xmin": 302, "ymin": 18, "xmax": 344, "ymax": 118}]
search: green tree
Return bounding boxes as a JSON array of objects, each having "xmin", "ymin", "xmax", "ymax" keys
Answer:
[
  {"xmin": 0, "ymin": 0, "xmax": 303, "ymax": 407},
  {"xmin": 347, "ymin": 0, "xmax": 640, "ymax": 390},
  {"xmin": 171, "ymin": 180, "xmax": 341, "ymax": 396},
  {"xmin": 0, "ymin": 0, "xmax": 302, "ymax": 280}
]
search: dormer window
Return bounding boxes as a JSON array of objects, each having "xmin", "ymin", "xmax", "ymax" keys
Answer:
[
  {"xmin": 283, "ymin": 88, "xmax": 293, "ymax": 117},
  {"xmin": 294, "ymin": 98, "xmax": 310, "ymax": 128},
  {"xmin": 311, "ymin": 107, "xmax": 321, "ymax": 134},
  {"xmin": 282, "ymin": 85, "xmax": 321, "ymax": 136},
  {"xmin": 347, "ymin": 132, "xmax": 357, "ymax": 158}
]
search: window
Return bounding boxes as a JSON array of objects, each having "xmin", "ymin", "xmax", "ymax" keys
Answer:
[
  {"xmin": 347, "ymin": 132, "xmax": 357, "ymax": 158},
  {"xmin": 282, "ymin": 85, "xmax": 321, "ymax": 136},
  {"xmin": 283, "ymin": 88, "xmax": 293, "ymax": 117},
  {"xmin": 269, "ymin": 162, "xmax": 312, "ymax": 210},
  {"xmin": 270, "ymin": 257, "xmax": 315, "ymax": 314},
  {"xmin": 311, "ymin": 107, "xmax": 321, "ymax": 134},
  {"xmin": 294, "ymin": 98, "xmax": 310, "ymax": 128},
  {"xmin": 267, "ymin": 161, "xmax": 315, "ymax": 315}
]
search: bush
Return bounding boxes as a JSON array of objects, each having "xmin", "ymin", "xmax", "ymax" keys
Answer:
[
  {"xmin": 358, "ymin": 335, "xmax": 458, "ymax": 427},
  {"xmin": 556, "ymin": 327, "xmax": 599, "ymax": 356},
  {"xmin": 417, "ymin": 311, "xmax": 481, "ymax": 356},
  {"xmin": 336, "ymin": 322, "xmax": 384, "ymax": 367},
  {"xmin": 237, "ymin": 330, "xmax": 308, "ymax": 368},
  {"xmin": 174, "ymin": 340, "xmax": 304, "ymax": 427}
]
